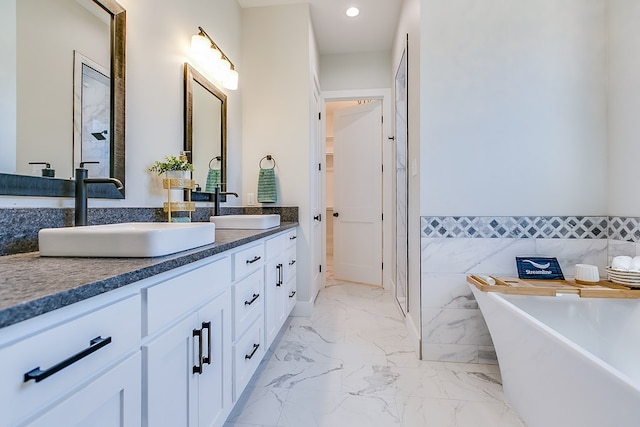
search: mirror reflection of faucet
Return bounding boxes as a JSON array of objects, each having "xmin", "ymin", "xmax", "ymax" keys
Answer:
[
  {"xmin": 213, "ymin": 184, "xmax": 238, "ymax": 216},
  {"xmin": 75, "ymin": 162, "xmax": 124, "ymax": 226}
]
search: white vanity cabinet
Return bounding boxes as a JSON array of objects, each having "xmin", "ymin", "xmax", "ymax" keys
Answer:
[
  {"xmin": 264, "ymin": 233, "xmax": 287, "ymax": 348},
  {"xmin": 0, "ymin": 293, "xmax": 142, "ymax": 427},
  {"xmin": 142, "ymin": 256, "xmax": 232, "ymax": 427},
  {"xmin": 230, "ymin": 244, "xmax": 265, "ymax": 401},
  {"xmin": 285, "ymin": 229, "xmax": 298, "ymax": 315},
  {"xmin": 0, "ymin": 225, "xmax": 298, "ymax": 427}
]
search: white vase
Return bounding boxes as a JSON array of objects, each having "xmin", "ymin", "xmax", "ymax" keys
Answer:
[{"xmin": 166, "ymin": 170, "xmax": 191, "ymax": 180}]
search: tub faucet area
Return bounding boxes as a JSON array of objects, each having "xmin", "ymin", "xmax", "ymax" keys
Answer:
[{"xmin": 75, "ymin": 164, "xmax": 124, "ymax": 226}]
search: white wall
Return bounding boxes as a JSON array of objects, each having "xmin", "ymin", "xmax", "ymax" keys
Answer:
[
  {"xmin": 320, "ymin": 51, "xmax": 391, "ymax": 91},
  {"xmin": 0, "ymin": 0, "xmax": 243, "ymax": 208},
  {"xmin": 393, "ymin": 0, "xmax": 421, "ymax": 355},
  {"xmin": 124, "ymin": 0, "xmax": 242, "ymax": 208},
  {"xmin": 0, "ymin": 0, "xmax": 16, "ymax": 174},
  {"xmin": 608, "ymin": 0, "xmax": 640, "ymax": 216},
  {"xmin": 420, "ymin": 0, "xmax": 608, "ymax": 217},
  {"xmin": 15, "ymin": 0, "xmax": 109, "ymax": 178},
  {"xmin": 241, "ymin": 4, "xmax": 315, "ymax": 304}
]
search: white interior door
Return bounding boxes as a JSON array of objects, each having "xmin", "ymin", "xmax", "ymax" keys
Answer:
[{"xmin": 333, "ymin": 100, "xmax": 383, "ymax": 286}]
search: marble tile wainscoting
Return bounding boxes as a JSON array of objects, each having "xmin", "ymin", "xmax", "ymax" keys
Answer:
[
  {"xmin": 0, "ymin": 207, "xmax": 298, "ymax": 256},
  {"xmin": 608, "ymin": 216, "xmax": 640, "ymax": 262},
  {"xmin": 420, "ymin": 216, "xmax": 611, "ymax": 363}
]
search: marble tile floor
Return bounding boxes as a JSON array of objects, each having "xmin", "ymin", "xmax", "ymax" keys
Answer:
[{"xmin": 225, "ymin": 280, "xmax": 525, "ymax": 427}]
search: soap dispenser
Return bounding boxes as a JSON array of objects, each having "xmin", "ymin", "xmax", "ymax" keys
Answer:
[{"xmin": 28, "ymin": 162, "xmax": 55, "ymax": 177}]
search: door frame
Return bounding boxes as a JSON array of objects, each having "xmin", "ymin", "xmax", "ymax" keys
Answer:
[{"xmin": 322, "ymin": 89, "xmax": 392, "ymax": 290}]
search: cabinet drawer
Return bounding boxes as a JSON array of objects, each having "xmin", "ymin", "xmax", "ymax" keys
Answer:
[
  {"xmin": 145, "ymin": 257, "xmax": 231, "ymax": 336},
  {"xmin": 265, "ymin": 234, "xmax": 285, "ymax": 261},
  {"xmin": 233, "ymin": 317, "xmax": 264, "ymax": 402},
  {"xmin": 0, "ymin": 294, "xmax": 140, "ymax": 427},
  {"xmin": 287, "ymin": 276, "xmax": 297, "ymax": 316},
  {"xmin": 285, "ymin": 246, "xmax": 297, "ymax": 283},
  {"xmin": 232, "ymin": 244, "xmax": 264, "ymax": 280},
  {"xmin": 286, "ymin": 229, "xmax": 297, "ymax": 249},
  {"xmin": 233, "ymin": 269, "xmax": 264, "ymax": 341},
  {"xmin": 24, "ymin": 352, "xmax": 141, "ymax": 427}
]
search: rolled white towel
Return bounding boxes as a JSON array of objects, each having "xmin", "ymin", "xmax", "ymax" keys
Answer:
[
  {"xmin": 612, "ymin": 255, "xmax": 633, "ymax": 271},
  {"xmin": 630, "ymin": 256, "xmax": 640, "ymax": 272}
]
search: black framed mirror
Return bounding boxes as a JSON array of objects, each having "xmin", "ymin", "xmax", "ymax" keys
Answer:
[
  {"xmin": 0, "ymin": 0, "xmax": 125, "ymax": 199},
  {"xmin": 183, "ymin": 63, "xmax": 227, "ymax": 202}
]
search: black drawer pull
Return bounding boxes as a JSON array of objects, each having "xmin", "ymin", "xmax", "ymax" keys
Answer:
[
  {"xmin": 24, "ymin": 336, "xmax": 112, "ymax": 383},
  {"xmin": 246, "ymin": 256, "xmax": 261, "ymax": 264},
  {"xmin": 289, "ymin": 260, "xmax": 296, "ymax": 266},
  {"xmin": 289, "ymin": 290, "xmax": 296, "ymax": 298},
  {"xmin": 244, "ymin": 293, "xmax": 260, "ymax": 306},
  {"xmin": 289, "ymin": 235, "xmax": 297, "ymax": 240},
  {"xmin": 276, "ymin": 264, "xmax": 283, "ymax": 287},
  {"xmin": 202, "ymin": 321, "xmax": 212, "ymax": 365},
  {"xmin": 193, "ymin": 328, "xmax": 204, "ymax": 374},
  {"xmin": 245, "ymin": 343, "xmax": 260, "ymax": 360}
]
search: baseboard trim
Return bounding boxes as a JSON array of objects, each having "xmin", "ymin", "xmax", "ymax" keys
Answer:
[
  {"xmin": 405, "ymin": 313, "xmax": 422, "ymax": 359},
  {"xmin": 291, "ymin": 300, "xmax": 313, "ymax": 317}
]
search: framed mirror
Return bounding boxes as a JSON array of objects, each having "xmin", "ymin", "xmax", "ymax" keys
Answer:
[
  {"xmin": 184, "ymin": 63, "xmax": 227, "ymax": 202},
  {"xmin": 0, "ymin": 0, "xmax": 125, "ymax": 198}
]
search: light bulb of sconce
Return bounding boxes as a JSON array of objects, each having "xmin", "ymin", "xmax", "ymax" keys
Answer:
[
  {"xmin": 216, "ymin": 57, "xmax": 231, "ymax": 79},
  {"xmin": 223, "ymin": 68, "xmax": 239, "ymax": 90},
  {"xmin": 206, "ymin": 45, "xmax": 222, "ymax": 68},
  {"xmin": 190, "ymin": 33, "xmax": 210, "ymax": 61}
]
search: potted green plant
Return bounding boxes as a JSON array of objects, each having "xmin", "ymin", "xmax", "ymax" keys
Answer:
[{"xmin": 147, "ymin": 155, "xmax": 194, "ymax": 179}]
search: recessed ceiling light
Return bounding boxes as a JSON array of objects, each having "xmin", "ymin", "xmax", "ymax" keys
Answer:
[{"xmin": 346, "ymin": 7, "xmax": 359, "ymax": 18}]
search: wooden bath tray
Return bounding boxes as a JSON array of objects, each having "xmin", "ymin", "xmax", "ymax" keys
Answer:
[{"xmin": 467, "ymin": 275, "xmax": 640, "ymax": 299}]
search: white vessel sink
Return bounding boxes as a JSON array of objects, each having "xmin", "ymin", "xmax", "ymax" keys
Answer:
[
  {"xmin": 39, "ymin": 222, "xmax": 216, "ymax": 257},
  {"xmin": 210, "ymin": 214, "xmax": 280, "ymax": 230}
]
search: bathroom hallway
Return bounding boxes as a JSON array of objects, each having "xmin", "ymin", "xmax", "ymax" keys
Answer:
[{"xmin": 225, "ymin": 280, "xmax": 525, "ymax": 426}]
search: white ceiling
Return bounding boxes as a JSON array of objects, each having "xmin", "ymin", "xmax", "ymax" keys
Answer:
[{"xmin": 237, "ymin": 0, "xmax": 402, "ymax": 55}]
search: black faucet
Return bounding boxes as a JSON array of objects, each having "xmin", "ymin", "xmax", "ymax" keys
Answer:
[
  {"xmin": 214, "ymin": 185, "xmax": 238, "ymax": 216},
  {"xmin": 75, "ymin": 163, "xmax": 124, "ymax": 226}
]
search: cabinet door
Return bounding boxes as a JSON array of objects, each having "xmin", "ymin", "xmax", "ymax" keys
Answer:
[
  {"xmin": 144, "ymin": 313, "xmax": 198, "ymax": 427},
  {"xmin": 286, "ymin": 276, "xmax": 297, "ymax": 316},
  {"xmin": 24, "ymin": 352, "xmax": 141, "ymax": 427},
  {"xmin": 264, "ymin": 257, "xmax": 285, "ymax": 348},
  {"xmin": 196, "ymin": 293, "xmax": 232, "ymax": 427}
]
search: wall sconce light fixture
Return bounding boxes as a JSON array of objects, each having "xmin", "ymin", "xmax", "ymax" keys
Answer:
[{"xmin": 191, "ymin": 26, "xmax": 238, "ymax": 90}]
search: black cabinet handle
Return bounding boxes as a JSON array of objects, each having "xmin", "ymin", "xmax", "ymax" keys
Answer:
[
  {"xmin": 276, "ymin": 264, "xmax": 283, "ymax": 287},
  {"xmin": 193, "ymin": 328, "xmax": 203, "ymax": 374},
  {"xmin": 314, "ymin": 214, "xmax": 322, "ymax": 222},
  {"xmin": 244, "ymin": 293, "xmax": 260, "ymax": 306},
  {"xmin": 202, "ymin": 321, "xmax": 212, "ymax": 365},
  {"xmin": 333, "ymin": 212, "xmax": 339, "ymax": 217},
  {"xmin": 245, "ymin": 343, "xmax": 260, "ymax": 360},
  {"xmin": 289, "ymin": 235, "xmax": 297, "ymax": 240},
  {"xmin": 246, "ymin": 256, "xmax": 261, "ymax": 264},
  {"xmin": 289, "ymin": 259, "xmax": 296, "ymax": 266},
  {"xmin": 24, "ymin": 336, "xmax": 112, "ymax": 383},
  {"xmin": 289, "ymin": 290, "xmax": 296, "ymax": 299}
]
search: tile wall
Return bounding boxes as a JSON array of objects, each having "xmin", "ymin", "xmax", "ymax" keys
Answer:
[{"xmin": 420, "ymin": 216, "xmax": 619, "ymax": 364}]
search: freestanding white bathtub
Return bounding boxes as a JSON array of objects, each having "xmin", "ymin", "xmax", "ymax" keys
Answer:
[{"xmin": 470, "ymin": 285, "xmax": 640, "ymax": 427}]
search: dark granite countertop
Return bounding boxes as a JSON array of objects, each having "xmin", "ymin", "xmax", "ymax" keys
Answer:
[{"xmin": 0, "ymin": 223, "xmax": 298, "ymax": 329}]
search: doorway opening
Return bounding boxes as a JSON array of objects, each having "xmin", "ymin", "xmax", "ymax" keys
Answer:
[{"xmin": 325, "ymin": 99, "xmax": 383, "ymax": 287}]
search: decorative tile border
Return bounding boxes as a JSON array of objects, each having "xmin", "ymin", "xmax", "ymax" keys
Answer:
[
  {"xmin": 421, "ymin": 216, "xmax": 609, "ymax": 239},
  {"xmin": 608, "ymin": 216, "xmax": 640, "ymax": 243}
]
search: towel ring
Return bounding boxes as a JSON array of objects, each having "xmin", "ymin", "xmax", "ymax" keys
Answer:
[
  {"xmin": 208, "ymin": 156, "xmax": 222, "ymax": 170},
  {"xmin": 259, "ymin": 155, "xmax": 276, "ymax": 169}
]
